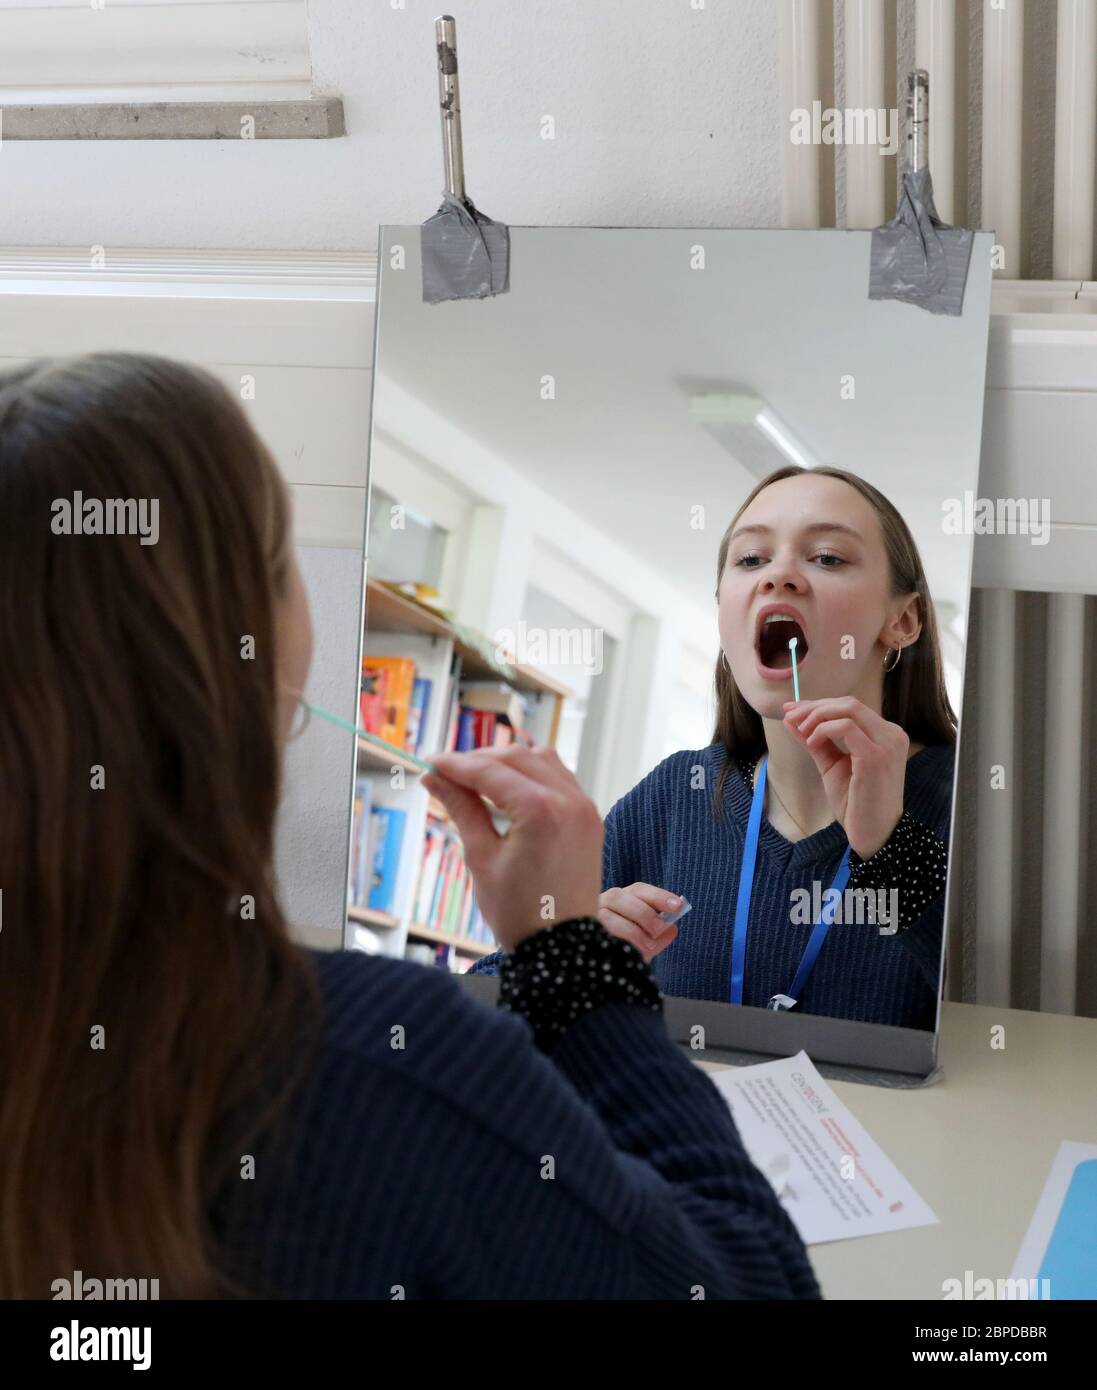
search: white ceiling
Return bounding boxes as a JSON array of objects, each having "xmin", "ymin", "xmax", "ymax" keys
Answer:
[{"xmin": 374, "ymin": 226, "xmax": 994, "ymax": 625}]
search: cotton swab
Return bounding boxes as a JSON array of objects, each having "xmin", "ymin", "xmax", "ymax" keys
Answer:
[
  {"xmin": 303, "ymin": 701, "xmax": 437, "ymax": 773},
  {"xmin": 788, "ymin": 636, "xmax": 800, "ymax": 702},
  {"xmin": 305, "ymin": 704, "xmax": 528, "ymax": 826}
]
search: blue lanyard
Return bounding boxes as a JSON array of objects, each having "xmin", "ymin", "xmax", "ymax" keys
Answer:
[{"xmin": 730, "ymin": 754, "xmax": 852, "ymax": 1010}]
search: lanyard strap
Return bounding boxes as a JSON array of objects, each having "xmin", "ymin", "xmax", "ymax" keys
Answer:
[
  {"xmin": 729, "ymin": 753, "xmax": 853, "ymax": 1008},
  {"xmin": 729, "ymin": 754, "xmax": 767, "ymax": 1004}
]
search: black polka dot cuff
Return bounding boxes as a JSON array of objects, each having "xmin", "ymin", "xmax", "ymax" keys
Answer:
[
  {"xmin": 498, "ymin": 917, "xmax": 663, "ymax": 1054},
  {"xmin": 847, "ymin": 812, "xmax": 948, "ymax": 929},
  {"xmin": 735, "ymin": 754, "xmax": 948, "ymax": 931}
]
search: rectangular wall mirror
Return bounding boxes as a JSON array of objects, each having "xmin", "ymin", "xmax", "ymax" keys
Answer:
[{"xmin": 351, "ymin": 226, "xmax": 994, "ymax": 1079}]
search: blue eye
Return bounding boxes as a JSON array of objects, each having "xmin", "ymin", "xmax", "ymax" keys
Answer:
[
  {"xmin": 734, "ymin": 553, "xmax": 765, "ymax": 568},
  {"xmin": 813, "ymin": 551, "xmax": 845, "ymax": 567}
]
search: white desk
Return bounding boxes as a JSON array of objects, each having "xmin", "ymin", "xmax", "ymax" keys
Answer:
[{"xmin": 698, "ymin": 1001, "xmax": 1097, "ymax": 1299}]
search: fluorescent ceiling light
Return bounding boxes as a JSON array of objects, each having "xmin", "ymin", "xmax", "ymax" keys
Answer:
[
  {"xmin": 753, "ymin": 407, "xmax": 818, "ymax": 470},
  {"xmin": 687, "ymin": 390, "xmax": 820, "ymax": 476}
]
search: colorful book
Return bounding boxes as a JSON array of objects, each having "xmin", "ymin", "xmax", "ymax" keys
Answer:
[
  {"xmin": 459, "ymin": 681, "xmax": 527, "ymax": 728},
  {"xmin": 405, "ymin": 677, "xmax": 433, "ymax": 756},
  {"xmin": 362, "ymin": 655, "xmax": 416, "ymax": 750},
  {"xmin": 367, "ymin": 806, "xmax": 407, "ymax": 914},
  {"xmin": 359, "ymin": 664, "xmax": 387, "ymax": 736},
  {"xmin": 455, "ymin": 708, "xmax": 477, "ymax": 752},
  {"xmin": 414, "ymin": 817, "xmax": 447, "ymax": 924}
]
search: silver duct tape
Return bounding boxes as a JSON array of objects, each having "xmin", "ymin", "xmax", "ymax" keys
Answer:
[
  {"xmin": 869, "ymin": 165, "xmax": 975, "ymax": 316},
  {"xmin": 421, "ymin": 191, "xmax": 510, "ymax": 304}
]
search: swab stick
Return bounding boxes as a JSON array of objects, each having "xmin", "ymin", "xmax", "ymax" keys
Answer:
[
  {"xmin": 789, "ymin": 636, "xmax": 800, "ymax": 703},
  {"xmin": 304, "ymin": 701, "xmax": 438, "ymax": 773}
]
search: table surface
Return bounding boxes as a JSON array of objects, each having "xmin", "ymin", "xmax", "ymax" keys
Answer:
[{"xmin": 697, "ymin": 1000, "xmax": 1097, "ymax": 1299}]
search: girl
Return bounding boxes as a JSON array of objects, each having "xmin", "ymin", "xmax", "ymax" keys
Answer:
[
  {"xmin": 0, "ymin": 352, "xmax": 818, "ymax": 1300},
  {"xmin": 472, "ymin": 466, "xmax": 955, "ymax": 1031}
]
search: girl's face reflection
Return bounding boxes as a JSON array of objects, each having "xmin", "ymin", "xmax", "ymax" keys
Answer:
[{"xmin": 718, "ymin": 474, "xmax": 898, "ymax": 720}]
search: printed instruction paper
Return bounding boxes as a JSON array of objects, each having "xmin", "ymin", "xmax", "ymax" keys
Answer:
[{"xmin": 707, "ymin": 1050, "xmax": 938, "ymax": 1245}]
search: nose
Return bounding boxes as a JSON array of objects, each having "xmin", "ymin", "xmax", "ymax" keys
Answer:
[{"xmin": 759, "ymin": 549, "xmax": 808, "ymax": 593}]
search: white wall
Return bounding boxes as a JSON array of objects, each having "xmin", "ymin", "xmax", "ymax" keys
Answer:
[
  {"xmin": 0, "ymin": 0, "xmax": 783, "ymax": 250},
  {"xmin": 0, "ymin": 260, "xmax": 374, "ymax": 949},
  {"xmin": 275, "ymin": 544, "xmax": 363, "ymax": 950}
]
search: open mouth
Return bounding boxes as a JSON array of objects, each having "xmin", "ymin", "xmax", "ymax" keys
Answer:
[{"xmin": 756, "ymin": 613, "xmax": 810, "ymax": 672}]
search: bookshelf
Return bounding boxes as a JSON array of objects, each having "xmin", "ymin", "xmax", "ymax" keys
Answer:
[
  {"xmin": 347, "ymin": 577, "xmax": 572, "ymax": 971},
  {"xmin": 364, "ymin": 580, "xmax": 574, "ymax": 699},
  {"xmin": 347, "ymin": 905, "xmax": 400, "ymax": 930},
  {"xmin": 356, "ymin": 737, "xmax": 426, "ymax": 778},
  {"xmin": 405, "ymin": 921, "xmax": 495, "ymax": 958}
]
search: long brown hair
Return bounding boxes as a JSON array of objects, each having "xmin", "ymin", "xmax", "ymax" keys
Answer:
[
  {"xmin": 711, "ymin": 465, "xmax": 957, "ymax": 815},
  {"xmin": 0, "ymin": 352, "xmax": 322, "ymax": 1297}
]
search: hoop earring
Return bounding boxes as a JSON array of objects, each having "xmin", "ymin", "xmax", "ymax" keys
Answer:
[
  {"xmin": 720, "ymin": 650, "xmax": 730, "ymax": 673},
  {"xmin": 883, "ymin": 644, "xmax": 903, "ymax": 674}
]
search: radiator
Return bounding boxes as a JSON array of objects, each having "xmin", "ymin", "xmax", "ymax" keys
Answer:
[{"xmin": 776, "ymin": 0, "xmax": 1097, "ymax": 1018}]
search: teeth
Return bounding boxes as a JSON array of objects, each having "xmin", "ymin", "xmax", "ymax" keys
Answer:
[{"xmin": 764, "ymin": 614, "xmax": 796, "ymax": 625}]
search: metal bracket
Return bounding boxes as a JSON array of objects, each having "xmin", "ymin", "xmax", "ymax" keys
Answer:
[
  {"xmin": 421, "ymin": 15, "xmax": 510, "ymax": 305},
  {"xmin": 869, "ymin": 70, "xmax": 975, "ymax": 316}
]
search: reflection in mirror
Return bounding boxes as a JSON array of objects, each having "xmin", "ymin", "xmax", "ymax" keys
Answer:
[{"xmin": 349, "ymin": 227, "xmax": 993, "ymax": 1038}]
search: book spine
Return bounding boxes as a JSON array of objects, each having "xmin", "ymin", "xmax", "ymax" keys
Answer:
[
  {"xmin": 428, "ymin": 841, "xmax": 452, "ymax": 929},
  {"xmin": 447, "ymin": 650, "xmax": 464, "ymax": 753},
  {"xmin": 368, "ymin": 807, "xmax": 406, "ymax": 914},
  {"xmin": 406, "ymin": 677, "xmax": 432, "ymax": 755},
  {"xmin": 455, "ymin": 708, "xmax": 476, "ymax": 752},
  {"xmin": 359, "ymin": 665, "xmax": 388, "ymax": 736},
  {"xmin": 415, "ymin": 820, "xmax": 445, "ymax": 925}
]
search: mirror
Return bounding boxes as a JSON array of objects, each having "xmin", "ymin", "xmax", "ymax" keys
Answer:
[{"xmin": 350, "ymin": 226, "xmax": 994, "ymax": 1072}]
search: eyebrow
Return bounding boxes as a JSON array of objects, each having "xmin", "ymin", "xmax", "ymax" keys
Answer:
[{"xmin": 729, "ymin": 521, "xmax": 865, "ymax": 543}]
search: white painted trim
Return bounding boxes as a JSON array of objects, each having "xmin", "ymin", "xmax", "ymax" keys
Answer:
[
  {"xmin": 976, "ymin": 306, "xmax": 1097, "ymax": 596},
  {"xmin": 0, "ymin": 246, "xmax": 377, "ymax": 291},
  {"xmin": 0, "ymin": 250, "xmax": 377, "ymax": 367},
  {"xmin": 369, "ymin": 429, "xmax": 474, "ymax": 535},
  {"xmin": 527, "ymin": 542, "xmax": 632, "ymax": 643},
  {"xmin": 990, "ymin": 278, "xmax": 1084, "ymax": 312},
  {"xmin": 0, "ymin": 1, "xmax": 311, "ymax": 94}
]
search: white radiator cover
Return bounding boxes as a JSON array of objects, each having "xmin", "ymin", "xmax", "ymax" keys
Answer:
[{"xmin": 775, "ymin": 1, "xmax": 1097, "ymax": 1018}]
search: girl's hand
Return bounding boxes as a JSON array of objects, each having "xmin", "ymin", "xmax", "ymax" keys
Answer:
[
  {"xmin": 597, "ymin": 883, "xmax": 683, "ymax": 962},
  {"xmin": 421, "ymin": 744, "xmax": 604, "ymax": 954},
  {"xmin": 781, "ymin": 696, "xmax": 907, "ymax": 859}
]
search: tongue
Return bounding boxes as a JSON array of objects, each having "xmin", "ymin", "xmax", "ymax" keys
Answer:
[{"xmin": 760, "ymin": 621, "xmax": 806, "ymax": 668}]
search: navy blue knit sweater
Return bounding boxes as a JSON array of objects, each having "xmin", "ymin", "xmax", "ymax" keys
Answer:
[
  {"xmin": 471, "ymin": 742, "xmax": 954, "ymax": 1031},
  {"xmin": 210, "ymin": 945, "xmax": 821, "ymax": 1299}
]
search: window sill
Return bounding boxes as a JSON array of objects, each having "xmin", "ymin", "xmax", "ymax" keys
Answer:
[{"xmin": 0, "ymin": 98, "xmax": 345, "ymax": 140}]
